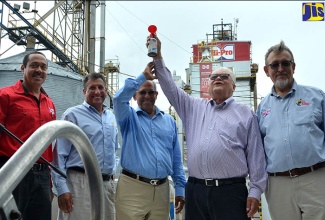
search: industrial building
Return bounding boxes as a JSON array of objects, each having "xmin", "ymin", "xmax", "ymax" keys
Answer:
[{"xmin": 185, "ymin": 19, "xmax": 259, "ymax": 110}]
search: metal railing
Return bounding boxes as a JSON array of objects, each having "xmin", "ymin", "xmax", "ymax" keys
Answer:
[{"xmin": 0, "ymin": 120, "xmax": 105, "ymax": 220}]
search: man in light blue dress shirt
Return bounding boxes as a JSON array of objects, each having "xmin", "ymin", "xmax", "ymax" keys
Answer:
[
  {"xmin": 51, "ymin": 73, "xmax": 119, "ymax": 220},
  {"xmin": 148, "ymin": 35, "xmax": 267, "ymax": 220},
  {"xmin": 257, "ymin": 40, "xmax": 325, "ymax": 220},
  {"xmin": 113, "ymin": 64, "xmax": 186, "ymax": 220}
]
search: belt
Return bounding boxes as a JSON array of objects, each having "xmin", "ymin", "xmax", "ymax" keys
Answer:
[
  {"xmin": 122, "ymin": 169, "xmax": 168, "ymax": 186},
  {"xmin": 0, "ymin": 156, "xmax": 48, "ymax": 171},
  {"xmin": 68, "ymin": 166, "xmax": 114, "ymax": 181},
  {"xmin": 268, "ymin": 161, "xmax": 325, "ymax": 177},
  {"xmin": 188, "ymin": 176, "xmax": 246, "ymax": 187}
]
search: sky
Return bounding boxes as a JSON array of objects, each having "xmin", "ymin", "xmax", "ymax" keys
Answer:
[{"xmin": 1, "ymin": 1, "xmax": 325, "ymax": 112}]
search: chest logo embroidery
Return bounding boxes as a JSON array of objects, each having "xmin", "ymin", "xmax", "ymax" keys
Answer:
[
  {"xmin": 49, "ymin": 107, "xmax": 55, "ymax": 117},
  {"xmin": 296, "ymin": 99, "xmax": 310, "ymax": 106},
  {"xmin": 262, "ymin": 108, "xmax": 271, "ymax": 117}
]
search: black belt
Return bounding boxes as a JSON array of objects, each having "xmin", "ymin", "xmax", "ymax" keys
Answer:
[
  {"xmin": 268, "ymin": 161, "xmax": 325, "ymax": 177},
  {"xmin": 68, "ymin": 166, "xmax": 114, "ymax": 181},
  {"xmin": 122, "ymin": 169, "xmax": 168, "ymax": 186},
  {"xmin": 188, "ymin": 176, "xmax": 246, "ymax": 187},
  {"xmin": 0, "ymin": 156, "xmax": 48, "ymax": 171}
]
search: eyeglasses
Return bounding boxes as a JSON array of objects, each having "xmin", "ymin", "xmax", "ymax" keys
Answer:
[
  {"xmin": 209, "ymin": 74, "xmax": 230, "ymax": 81},
  {"xmin": 268, "ymin": 60, "xmax": 294, "ymax": 70},
  {"xmin": 137, "ymin": 90, "xmax": 156, "ymax": 96}
]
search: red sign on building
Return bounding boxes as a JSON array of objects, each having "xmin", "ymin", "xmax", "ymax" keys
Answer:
[
  {"xmin": 200, "ymin": 63, "xmax": 212, "ymax": 99},
  {"xmin": 192, "ymin": 41, "xmax": 251, "ymax": 63}
]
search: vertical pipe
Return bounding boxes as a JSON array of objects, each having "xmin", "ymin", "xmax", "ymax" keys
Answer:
[
  {"xmin": 84, "ymin": 0, "xmax": 90, "ymax": 74},
  {"xmin": 99, "ymin": 1, "xmax": 105, "ymax": 74},
  {"xmin": 254, "ymin": 78, "xmax": 257, "ymax": 111},
  {"xmin": 0, "ymin": 2, "xmax": 3, "ymax": 51},
  {"xmin": 89, "ymin": 0, "xmax": 96, "ymax": 73}
]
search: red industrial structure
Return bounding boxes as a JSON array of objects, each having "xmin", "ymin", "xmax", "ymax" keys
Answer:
[{"xmin": 186, "ymin": 19, "xmax": 259, "ymax": 110}]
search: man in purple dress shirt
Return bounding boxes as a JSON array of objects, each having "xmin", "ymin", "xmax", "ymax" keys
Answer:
[{"xmin": 145, "ymin": 35, "xmax": 268, "ymax": 220}]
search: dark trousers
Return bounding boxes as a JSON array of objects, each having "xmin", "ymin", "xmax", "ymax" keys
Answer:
[
  {"xmin": 185, "ymin": 180, "xmax": 250, "ymax": 220},
  {"xmin": 0, "ymin": 157, "xmax": 51, "ymax": 220}
]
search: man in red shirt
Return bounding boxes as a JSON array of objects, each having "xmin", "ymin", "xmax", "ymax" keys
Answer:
[{"xmin": 0, "ymin": 51, "xmax": 56, "ymax": 220}]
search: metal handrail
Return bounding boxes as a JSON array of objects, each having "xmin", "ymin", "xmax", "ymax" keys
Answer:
[{"xmin": 0, "ymin": 120, "xmax": 104, "ymax": 220}]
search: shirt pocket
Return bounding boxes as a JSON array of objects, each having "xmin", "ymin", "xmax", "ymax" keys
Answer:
[
  {"xmin": 103, "ymin": 122, "xmax": 117, "ymax": 143},
  {"xmin": 8, "ymin": 107, "xmax": 38, "ymax": 130},
  {"xmin": 158, "ymin": 128, "xmax": 174, "ymax": 150},
  {"xmin": 7, "ymin": 106, "xmax": 27, "ymax": 119},
  {"xmin": 218, "ymin": 117, "xmax": 239, "ymax": 142},
  {"xmin": 292, "ymin": 106, "xmax": 313, "ymax": 126}
]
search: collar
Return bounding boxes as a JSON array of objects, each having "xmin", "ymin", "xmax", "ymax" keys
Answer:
[
  {"xmin": 135, "ymin": 105, "xmax": 165, "ymax": 116},
  {"xmin": 14, "ymin": 80, "xmax": 48, "ymax": 96},
  {"xmin": 208, "ymin": 96, "xmax": 234, "ymax": 110},
  {"xmin": 83, "ymin": 101, "xmax": 108, "ymax": 113}
]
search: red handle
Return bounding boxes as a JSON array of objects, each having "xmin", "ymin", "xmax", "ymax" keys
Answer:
[{"xmin": 148, "ymin": 25, "xmax": 157, "ymax": 37}]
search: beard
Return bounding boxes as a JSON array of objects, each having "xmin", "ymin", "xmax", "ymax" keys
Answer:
[{"xmin": 275, "ymin": 78, "xmax": 289, "ymax": 89}]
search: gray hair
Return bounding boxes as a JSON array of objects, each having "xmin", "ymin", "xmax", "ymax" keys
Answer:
[
  {"xmin": 264, "ymin": 40, "xmax": 295, "ymax": 65},
  {"xmin": 211, "ymin": 67, "xmax": 236, "ymax": 84}
]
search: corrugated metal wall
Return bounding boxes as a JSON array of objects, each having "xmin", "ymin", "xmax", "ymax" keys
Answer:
[
  {"xmin": 0, "ymin": 70, "xmax": 84, "ymax": 118},
  {"xmin": 44, "ymin": 74, "xmax": 84, "ymax": 118}
]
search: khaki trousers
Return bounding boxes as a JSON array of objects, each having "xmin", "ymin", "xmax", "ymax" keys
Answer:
[
  {"xmin": 57, "ymin": 169, "xmax": 116, "ymax": 220},
  {"xmin": 115, "ymin": 174, "xmax": 170, "ymax": 220},
  {"xmin": 266, "ymin": 167, "xmax": 325, "ymax": 220}
]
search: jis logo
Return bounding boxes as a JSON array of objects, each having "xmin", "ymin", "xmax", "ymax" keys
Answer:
[{"xmin": 302, "ymin": 2, "xmax": 324, "ymax": 21}]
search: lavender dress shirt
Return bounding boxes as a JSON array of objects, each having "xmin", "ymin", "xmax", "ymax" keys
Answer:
[{"xmin": 154, "ymin": 59, "xmax": 267, "ymax": 199}]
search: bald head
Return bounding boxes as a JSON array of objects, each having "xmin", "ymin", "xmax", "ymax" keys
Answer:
[{"xmin": 211, "ymin": 67, "xmax": 236, "ymax": 84}]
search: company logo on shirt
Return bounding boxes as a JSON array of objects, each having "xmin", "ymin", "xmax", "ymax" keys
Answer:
[
  {"xmin": 302, "ymin": 2, "xmax": 324, "ymax": 21},
  {"xmin": 262, "ymin": 108, "xmax": 271, "ymax": 117},
  {"xmin": 49, "ymin": 107, "xmax": 55, "ymax": 117},
  {"xmin": 296, "ymin": 99, "xmax": 310, "ymax": 106}
]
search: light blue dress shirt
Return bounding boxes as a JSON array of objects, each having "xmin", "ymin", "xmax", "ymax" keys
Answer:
[
  {"xmin": 256, "ymin": 80, "xmax": 325, "ymax": 172},
  {"xmin": 154, "ymin": 59, "xmax": 267, "ymax": 200},
  {"xmin": 113, "ymin": 74, "xmax": 186, "ymax": 197},
  {"xmin": 51, "ymin": 101, "xmax": 119, "ymax": 196}
]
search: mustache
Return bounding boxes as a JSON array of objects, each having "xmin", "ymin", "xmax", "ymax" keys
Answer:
[
  {"xmin": 32, "ymin": 72, "xmax": 43, "ymax": 77},
  {"xmin": 275, "ymin": 72, "xmax": 287, "ymax": 77}
]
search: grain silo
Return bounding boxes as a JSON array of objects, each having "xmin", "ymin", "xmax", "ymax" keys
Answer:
[{"xmin": 0, "ymin": 49, "xmax": 85, "ymax": 118}]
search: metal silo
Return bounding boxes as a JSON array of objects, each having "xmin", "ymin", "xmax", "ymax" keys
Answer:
[{"xmin": 0, "ymin": 50, "xmax": 85, "ymax": 118}]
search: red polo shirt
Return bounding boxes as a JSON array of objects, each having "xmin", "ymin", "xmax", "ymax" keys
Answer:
[{"xmin": 0, "ymin": 80, "xmax": 56, "ymax": 162}]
